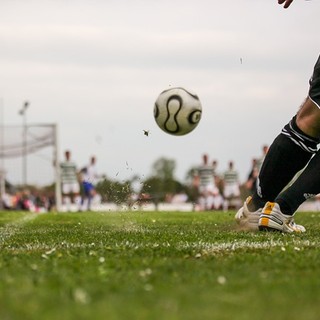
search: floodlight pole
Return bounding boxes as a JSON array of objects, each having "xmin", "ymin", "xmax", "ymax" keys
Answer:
[{"xmin": 19, "ymin": 101, "xmax": 29, "ymax": 186}]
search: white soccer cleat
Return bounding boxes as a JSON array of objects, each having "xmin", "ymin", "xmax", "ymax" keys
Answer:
[
  {"xmin": 258, "ymin": 202, "xmax": 306, "ymax": 233},
  {"xmin": 235, "ymin": 196, "xmax": 262, "ymax": 231}
]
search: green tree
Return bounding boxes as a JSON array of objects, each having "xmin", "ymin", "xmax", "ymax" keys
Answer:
[
  {"xmin": 151, "ymin": 157, "xmax": 176, "ymax": 180},
  {"xmin": 96, "ymin": 177, "xmax": 132, "ymax": 205},
  {"xmin": 184, "ymin": 167, "xmax": 199, "ymax": 203},
  {"xmin": 140, "ymin": 157, "xmax": 186, "ymax": 202}
]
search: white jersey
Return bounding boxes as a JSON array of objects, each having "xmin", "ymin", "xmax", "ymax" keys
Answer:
[{"xmin": 83, "ymin": 164, "xmax": 98, "ymax": 185}]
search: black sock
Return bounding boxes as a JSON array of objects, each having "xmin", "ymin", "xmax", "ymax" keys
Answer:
[
  {"xmin": 250, "ymin": 116, "xmax": 319, "ymax": 211},
  {"xmin": 276, "ymin": 150, "xmax": 320, "ymax": 215}
]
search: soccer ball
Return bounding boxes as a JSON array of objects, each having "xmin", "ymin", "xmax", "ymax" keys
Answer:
[{"xmin": 154, "ymin": 87, "xmax": 202, "ymax": 136}]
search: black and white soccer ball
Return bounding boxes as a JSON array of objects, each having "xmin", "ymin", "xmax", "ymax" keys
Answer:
[{"xmin": 154, "ymin": 87, "xmax": 202, "ymax": 136}]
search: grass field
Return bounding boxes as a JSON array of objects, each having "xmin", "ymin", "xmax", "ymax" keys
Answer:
[{"xmin": 1, "ymin": 209, "xmax": 320, "ymax": 320}]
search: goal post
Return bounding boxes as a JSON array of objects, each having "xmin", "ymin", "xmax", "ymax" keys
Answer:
[
  {"xmin": 0, "ymin": 123, "xmax": 62, "ymax": 211},
  {"xmin": 52, "ymin": 124, "xmax": 62, "ymax": 212}
]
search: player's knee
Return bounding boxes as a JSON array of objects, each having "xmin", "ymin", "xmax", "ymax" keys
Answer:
[
  {"xmin": 282, "ymin": 115, "xmax": 320, "ymax": 153},
  {"xmin": 296, "ymin": 98, "xmax": 320, "ymax": 138}
]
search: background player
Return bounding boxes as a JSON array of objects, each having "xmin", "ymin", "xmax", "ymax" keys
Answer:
[
  {"xmin": 60, "ymin": 150, "xmax": 80, "ymax": 211},
  {"xmin": 193, "ymin": 154, "xmax": 222, "ymax": 210}
]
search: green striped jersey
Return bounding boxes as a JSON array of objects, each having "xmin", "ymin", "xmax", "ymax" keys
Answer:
[
  {"xmin": 60, "ymin": 161, "xmax": 78, "ymax": 184},
  {"xmin": 195, "ymin": 165, "xmax": 215, "ymax": 187},
  {"xmin": 223, "ymin": 169, "xmax": 238, "ymax": 185}
]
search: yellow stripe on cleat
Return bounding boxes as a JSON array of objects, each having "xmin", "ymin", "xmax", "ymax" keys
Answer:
[
  {"xmin": 260, "ymin": 217, "xmax": 269, "ymax": 226},
  {"xmin": 264, "ymin": 202, "xmax": 274, "ymax": 215}
]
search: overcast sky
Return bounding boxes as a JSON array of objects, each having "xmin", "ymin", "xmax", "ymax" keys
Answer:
[{"xmin": 1, "ymin": 0, "xmax": 320, "ymax": 186}]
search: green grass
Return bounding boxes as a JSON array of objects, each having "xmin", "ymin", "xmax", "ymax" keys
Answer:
[{"xmin": 1, "ymin": 210, "xmax": 320, "ymax": 320}]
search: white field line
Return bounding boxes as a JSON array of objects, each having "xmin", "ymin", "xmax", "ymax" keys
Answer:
[
  {"xmin": 2, "ymin": 237, "xmax": 319, "ymax": 255},
  {"xmin": 0, "ymin": 212, "xmax": 40, "ymax": 244},
  {"xmin": 1, "ymin": 215, "xmax": 317, "ymax": 254},
  {"xmin": 177, "ymin": 239, "xmax": 319, "ymax": 254}
]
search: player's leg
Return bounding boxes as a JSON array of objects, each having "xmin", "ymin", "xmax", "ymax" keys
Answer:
[
  {"xmin": 87, "ymin": 184, "xmax": 95, "ymax": 211},
  {"xmin": 69, "ymin": 183, "xmax": 81, "ymax": 211},
  {"xmin": 258, "ymin": 132, "xmax": 320, "ymax": 233},
  {"xmin": 222, "ymin": 185, "xmax": 229, "ymax": 211},
  {"xmin": 258, "ymin": 56, "xmax": 320, "ymax": 232},
  {"xmin": 62, "ymin": 183, "xmax": 72, "ymax": 211},
  {"xmin": 237, "ymin": 55, "xmax": 320, "ymax": 230},
  {"xmin": 198, "ymin": 196, "xmax": 206, "ymax": 211},
  {"xmin": 250, "ymin": 54, "xmax": 320, "ymax": 211},
  {"xmin": 236, "ymin": 106, "xmax": 319, "ymax": 231},
  {"xmin": 250, "ymin": 111, "xmax": 319, "ymax": 211},
  {"xmin": 275, "ymin": 148, "xmax": 320, "ymax": 214},
  {"xmin": 206, "ymin": 194, "xmax": 215, "ymax": 210},
  {"xmin": 203, "ymin": 185, "xmax": 214, "ymax": 210},
  {"xmin": 212, "ymin": 194, "xmax": 224, "ymax": 211},
  {"xmin": 197, "ymin": 186, "xmax": 206, "ymax": 210}
]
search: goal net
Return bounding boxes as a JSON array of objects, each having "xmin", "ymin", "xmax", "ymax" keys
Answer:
[{"xmin": 0, "ymin": 123, "xmax": 62, "ymax": 210}]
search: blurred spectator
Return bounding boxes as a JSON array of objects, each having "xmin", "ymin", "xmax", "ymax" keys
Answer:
[
  {"xmin": 1, "ymin": 192, "xmax": 14, "ymax": 209},
  {"xmin": 256, "ymin": 144, "xmax": 269, "ymax": 172},
  {"xmin": 1, "ymin": 190, "xmax": 54, "ymax": 212},
  {"xmin": 243, "ymin": 145, "xmax": 269, "ymax": 197},
  {"xmin": 245, "ymin": 158, "xmax": 259, "ymax": 193},
  {"xmin": 171, "ymin": 192, "xmax": 188, "ymax": 204},
  {"xmin": 212, "ymin": 159, "xmax": 224, "ymax": 197}
]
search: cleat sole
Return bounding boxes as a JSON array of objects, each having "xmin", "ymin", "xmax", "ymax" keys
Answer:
[{"xmin": 259, "ymin": 225, "xmax": 282, "ymax": 232}]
